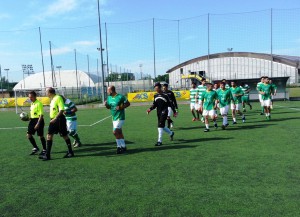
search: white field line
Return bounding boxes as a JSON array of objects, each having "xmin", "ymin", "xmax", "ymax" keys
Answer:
[
  {"xmin": 0, "ymin": 116, "xmax": 111, "ymax": 130},
  {"xmin": 276, "ymin": 105, "xmax": 300, "ymax": 111}
]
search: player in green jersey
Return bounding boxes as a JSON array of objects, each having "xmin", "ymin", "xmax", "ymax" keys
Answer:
[
  {"xmin": 217, "ymin": 82, "xmax": 232, "ymax": 130},
  {"xmin": 197, "ymin": 78, "xmax": 207, "ymax": 122},
  {"xmin": 269, "ymin": 79, "xmax": 277, "ymax": 109},
  {"xmin": 200, "ymin": 83, "xmax": 218, "ymax": 132},
  {"xmin": 230, "ymin": 81, "xmax": 246, "ymax": 124},
  {"xmin": 257, "ymin": 76, "xmax": 265, "ymax": 115},
  {"xmin": 258, "ymin": 77, "xmax": 272, "ymax": 120},
  {"xmin": 221, "ymin": 79, "xmax": 230, "ymax": 89},
  {"xmin": 105, "ymin": 85, "xmax": 130, "ymax": 154},
  {"xmin": 61, "ymin": 96, "xmax": 82, "ymax": 148},
  {"xmin": 190, "ymin": 82, "xmax": 200, "ymax": 121},
  {"xmin": 40, "ymin": 88, "xmax": 74, "ymax": 160},
  {"xmin": 240, "ymin": 83, "xmax": 252, "ymax": 112},
  {"xmin": 26, "ymin": 91, "xmax": 46, "ymax": 155}
]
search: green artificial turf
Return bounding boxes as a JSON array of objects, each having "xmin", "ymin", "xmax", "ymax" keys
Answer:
[{"xmin": 0, "ymin": 101, "xmax": 299, "ymax": 217}]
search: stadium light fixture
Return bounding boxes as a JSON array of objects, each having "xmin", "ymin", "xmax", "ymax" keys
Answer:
[{"xmin": 22, "ymin": 64, "xmax": 34, "ymax": 89}]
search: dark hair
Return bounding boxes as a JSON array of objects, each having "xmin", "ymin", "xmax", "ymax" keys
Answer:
[
  {"xmin": 201, "ymin": 78, "xmax": 206, "ymax": 81},
  {"xmin": 28, "ymin": 91, "xmax": 37, "ymax": 97},
  {"xmin": 162, "ymin": 83, "xmax": 169, "ymax": 87},
  {"xmin": 191, "ymin": 82, "xmax": 196, "ymax": 85},
  {"xmin": 154, "ymin": 82, "xmax": 161, "ymax": 88},
  {"xmin": 47, "ymin": 87, "xmax": 56, "ymax": 94},
  {"xmin": 220, "ymin": 82, "xmax": 226, "ymax": 86},
  {"xmin": 110, "ymin": 86, "xmax": 116, "ymax": 92}
]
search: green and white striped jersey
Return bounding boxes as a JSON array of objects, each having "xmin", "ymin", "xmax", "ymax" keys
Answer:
[
  {"xmin": 197, "ymin": 85, "xmax": 207, "ymax": 100},
  {"xmin": 190, "ymin": 88, "xmax": 198, "ymax": 103},
  {"xmin": 241, "ymin": 85, "xmax": 250, "ymax": 97},
  {"xmin": 64, "ymin": 98, "xmax": 77, "ymax": 121}
]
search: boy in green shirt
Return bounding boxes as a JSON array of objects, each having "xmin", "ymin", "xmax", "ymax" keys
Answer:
[
  {"xmin": 230, "ymin": 81, "xmax": 245, "ymax": 124},
  {"xmin": 200, "ymin": 83, "xmax": 218, "ymax": 132},
  {"xmin": 190, "ymin": 82, "xmax": 200, "ymax": 121},
  {"xmin": 269, "ymin": 79, "xmax": 277, "ymax": 109},
  {"xmin": 105, "ymin": 85, "xmax": 130, "ymax": 154},
  {"xmin": 258, "ymin": 77, "xmax": 272, "ymax": 120},
  {"xmin": 217, "ymin": 82, "xmax": 232, "ymax": 130},
  {"xmin": 257, "ymin": 76, "xmax": 265, "ymax": 115},
  {"xmin": 240, "ymin": 83, "xmax": 252, "ymax": 112}
]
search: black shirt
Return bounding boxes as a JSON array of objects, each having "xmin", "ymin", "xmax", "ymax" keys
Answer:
[
  {"xmin": 149, "ymin": 92, "xmax": 176, "ymax": 115},
  {"xmin": 163, "ymin": 90, "xmax": 178, "ymax": 109}
]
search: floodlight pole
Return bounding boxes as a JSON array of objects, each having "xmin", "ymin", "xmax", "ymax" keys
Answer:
[
  {"xmin": 97, "ymin": 0, "xmax": 106, "ymax": 104},
  {"xmin": 227, "ymin": 48, "xmax": 233, "ymax": 79},
  {"xmin": 4, "ymin": 68, "xmax": 9, "ymax": 90}
]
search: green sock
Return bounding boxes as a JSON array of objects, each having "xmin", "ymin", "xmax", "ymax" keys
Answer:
[
  {"xmin": 71, "ymin": 134, "xmax": 81, "ymax": 143},
  {"xmin": 261, "ymin": 106, "xmax": 264, "ymax": 113}
]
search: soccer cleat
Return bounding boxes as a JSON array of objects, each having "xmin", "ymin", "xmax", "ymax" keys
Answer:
[
  {"xmin": 221, "ymin": 125, "xmax": 226, "ymax": 130},
  {"xmin": 242, "ymin": 116, "xmax": 246, "ymax": 123},
  {"xmin": 155, "ymin": 142, "xmax": 162, "ymax": 146},
  {"xmin": 30, "ymin": 148, "xmax": 40, "ymax": 155},
  {"xmin": 170, "ymin": 123, "xmax": 174, "ymax": 128},
  {"xmin": 116, "ymin": 147, "xmax": 123, "ymax": 154},
  {"xmin": 73, "ymin": 141, "xmax": 82, "ymax": 148},
  {"xmin": 204, "ymin": 128, "xmax": 210, "ymax": 132},
  {"xmin": 170, "ymin": 132, "xmax": 174, "ymax": 141},
  {"xmin": 121, "ymin": 146, "xmax": 127, "ymax": 153},
  {"xmin": 233, "ymin": 121, "xmax": 237, "ymax": 125},
  {"xmin": 72, "ymin": 140, "xmax": 77, "ymax": 146},
  {"xmin": 39, "ymin": 150, "xmax": 46, "ymax": 156},
  {"xmin": 214, "ymin": 123, "xmax": 218, "ymax": 128},
  {"xmin": 192, "ymin": 118, "xmax": 196, "ymax": 121},
  {"xmin": 225, "ymin": 123, "xmax": 229, "ymax": 127},
  {"xmin": 260, "ymin": 113, "xmax": 264, "ymax": 115},
  {"xmin": 63, "ymin": 151, "xmax": 74, "ymax": 158},
  {"xmin": 39, "ymin": 154, "xmax": 50, "ymax": 161}
]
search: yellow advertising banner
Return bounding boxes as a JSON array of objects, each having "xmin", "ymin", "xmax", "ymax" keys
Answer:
[
  {"xmin": 0, "ymin": 97, "xmax": 50, "ymax": 108},
  {"xmin": 128, "ymin": 90, "xmax": 190, "ymax": 102}
]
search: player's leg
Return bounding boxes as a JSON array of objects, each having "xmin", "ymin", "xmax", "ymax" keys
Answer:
[
  {"xmin": 59, "ymin": 116, "xmax": 74, "ymax": 158},
  {"xmin": 37, "ymin": 119, "xmax": 46, "ymax": 155},
  {"xmin": 68, "ymin": 120, "xmax": 82, "ymax": 148},
  {"xmin": 203, "ymin": 110, "xmax": 210, "ymax": 132},
  {"xmin": 167, "ymin": 107, "xmax": 174, "ymax": 128},
  {"xmin": 198, "ymin": 101, "xmax": 204, "ymax": 122},
  {"xmin": 259, "ymin": 94, "xmax": 264, "ymax": 115},
  {"xmin": 113, "ymin": 120, "xmax": 126, "ymax": 153},
  {"xmin": 242, "ymin": 98, "xmax": 246, "ymax": 112},
  {"xmin": 211, "ymin": 110, "xmax": 218, "ymax": 128},
  {"xmin": 231, "ymin": 103, "xmax": 237, "ymax": 124},
  {"xmin": 191, "ymin": 103, "xmax": 197, "ymax": 121},
  {"xmin": 27, "ymin": 119, "xmax": 39, "ymax": 155},
  {"xmin": 236, "ymin": 103, "xmax": 246, "ymax": 123},
  {"xmin": 220, "ymin": 106, "xmax": 229, "ymax": 129}
]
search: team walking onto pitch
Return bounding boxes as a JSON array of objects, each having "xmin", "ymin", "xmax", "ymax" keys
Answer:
[{"xmin": 22, "ymin": 76, "xmax": 276, "ymax": 158}]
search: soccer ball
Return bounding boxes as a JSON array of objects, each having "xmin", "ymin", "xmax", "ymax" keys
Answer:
[{"xmin": 20, "ymin": 112, "xmax": 29, "ymax": 121}]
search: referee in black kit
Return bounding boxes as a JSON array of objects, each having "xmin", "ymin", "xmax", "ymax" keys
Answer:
[{"xmin": 147, "ymin": 82, "xmax": 177, "ymax": 146}]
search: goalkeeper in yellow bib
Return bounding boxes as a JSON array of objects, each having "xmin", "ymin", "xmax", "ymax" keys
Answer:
[{"xmin": 105, "ymin": 86, "xmax": 130, "ymax": 154}]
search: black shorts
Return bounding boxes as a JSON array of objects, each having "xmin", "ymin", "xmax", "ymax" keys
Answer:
[
  {"xmin": 27, "ymin": 118, "xmax": 44, "ymax": 136},
  {"xmin": 48, "ymin": 116, "xmax": 68, "ymax": 136},
  {"xmin": 157, "ymin": 113, "xmax": 168, "ymax": 128}
]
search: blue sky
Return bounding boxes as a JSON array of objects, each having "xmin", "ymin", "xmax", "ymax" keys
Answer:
[{"xmin": 0, "ymin": 0, "xmax": 300, "ymax": 82}]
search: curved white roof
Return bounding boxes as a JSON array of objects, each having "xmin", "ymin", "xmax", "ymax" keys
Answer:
[{"xmin": 13, "ymin": 70, "xmax": 98, "ymax": 90}]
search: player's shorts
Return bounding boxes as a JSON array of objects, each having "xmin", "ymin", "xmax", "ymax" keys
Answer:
[
  {"xmin": 113, "ymin": 120, "xmax": 125, "ymax": 130},
  {"xmin": 66, "ymin": 120, "xmax": 77, "ymax": 132},
  {"xmin": 202, "ymin": 109, "xmax": 216, "ymax": 117},
  {"xmin": 190, "ymin": 102, "xmax": 197, "ymax": 110},
  {"xmin": 263, "ymin": 99, "xmax": 271, "ymax": 107},
  {"xmin": 231, "ymin": 103, "xmax": 242, "ymax": 111},
  {"xmin": 220, "ymin": 105, "xmax": 229, "ymax": 116},
  {"xmin": 27, "ymin": 118, "xmax": 44, "ymax": 136},
  {"xmin": 258, "ymin": 94, "xmax": 263, "ymax": 106},
  {"xmin": 242, "ymin": 96, "xmax": 249, "ymax": 103},
  {"xmin": 48, "ymin": 116, "xmax": 68, "ymax": 136},
  {"xmin": 167, "ymin": 107, "xmax": 173, "ymax": 117},
  {"xmin": 157, "ymin": 113, "xmax": 168, "ymax": 128}
]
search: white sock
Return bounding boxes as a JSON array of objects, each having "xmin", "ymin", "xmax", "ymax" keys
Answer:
[
  {"xmin": 120, "ymin": 139, "xmax": 126, "ymax": 148},
  {"xmin": 223, "ymin": 116, "xmax": 228, "ymax": 125},
  {"xmin": 205, "ymin": 124, "xmax": 209, "ymax": 129},
  {"xmin": 116, "ymin": 139, "xmax": 121, "ymax": 148},
  {"xmin": 233, "ymin": 118, "xmax": 236, "ymax": 122},
  {"xmin": 163, "ymin": 127, "xmax": 172, "ymax": 135},
  {"xmin": 158, "ymin": 128, "xmax": 163, "ymax": 142}
]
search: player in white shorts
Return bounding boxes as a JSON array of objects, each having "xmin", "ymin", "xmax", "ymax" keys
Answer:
[{"xmin": 190, "ymin": 82, "xmax": 200, "ymax": 121}]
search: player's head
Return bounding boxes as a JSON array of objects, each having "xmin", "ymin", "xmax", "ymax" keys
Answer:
[
  {"xmin": 201, "ymin": 78, "xmax": 206, "ymax": 85},
  {"xmin": 269, "ymin": 79, "xmax": 272, "ymax": 84},
  {"xmin": 222, "ymin": 79, "xmax": 227, "ymax": 84},
  {"xmin": 154, "ymin": 82, "xmax": 162, "ymax": 93},
  {"xmin": 162, "ymin": 83, "xmax": 169, "ymax": 91},
  {"xmin": 46, "ymin": 87, "xmax": 56, "ymax": 98},
  {"xmin": 206, "ymin": 82, "xmax": 213, "ymax": 90},
  {"xmin": 264, "ymin": 77, "xmax": 269, "ymax": 83},
  {"xmin": 213, "ymin": 83, "xmax": 218, "ymax": 89},
  {"xmin": 260, "ymin": 76, "xmax": 265, "ymax": 82},
  {"xmin": 191, "ymin": 82, "xmax": 196, "ymax": 88},
  {"xmin": 107, "ymin": 85, "xmax": 116, "ymax": 96},
  {"xmin": 231, "ymin": 80, "xmax": 237, "ymax": 87},
  {"xmin": 220, "ymin": 82, "xmax": 226, "ymax": 90},
  {"xmin": 28, "ymin": 91, "xmax": 37, "ymax": 102}
]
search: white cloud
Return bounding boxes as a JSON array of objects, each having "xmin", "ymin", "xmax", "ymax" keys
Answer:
[
  {"xmin": 73, "ymin": 40, "xmax": 98, "ymax": 46},
  {"xmin": 44, "ymin": 46, "xmax": 73, "ymax": 56}
]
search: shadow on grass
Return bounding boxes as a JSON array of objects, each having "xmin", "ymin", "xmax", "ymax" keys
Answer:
[
  {"xmin": 225, "ymin": 123, "xmax": 277, "ymax": 131},
  {"xmin": 177, "ymin": 126, "xmax": 202, "ymax": 130},
  {"xmin": 174, "ymin": 137, "xmax": 234, "ymax": 144}
]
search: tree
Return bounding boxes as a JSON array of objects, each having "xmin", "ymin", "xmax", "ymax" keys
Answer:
[{"xmin": 154, "ymin": 74, "xmax": 169, "ymax": 83}]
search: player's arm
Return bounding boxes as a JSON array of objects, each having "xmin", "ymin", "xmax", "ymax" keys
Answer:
[
  {"xmin": 104, "ymin": 100, "xmax": 110, "ymax": 109},
  {"xmin": 116, "ymin": 97, "xmax": 130, "ymax": 110},
  {"xmin": 273, "ymin": 85, "xmax": 277, "ymax": 95},
  {"xmin": 258, "ymin": 86, "xmax": 265, "ymax": 95},
  {"xmin": 147, "ymin": 98, "xmax": 157, "ymax": 114},
  {"xmin": 171, "ymin": 92, "xmax": 178, "ymax": 110}
]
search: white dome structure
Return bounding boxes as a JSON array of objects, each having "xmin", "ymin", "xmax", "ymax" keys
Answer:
[{"xmin": 13, "ymin": 70, "xmax": 99, "ymax": 90}]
